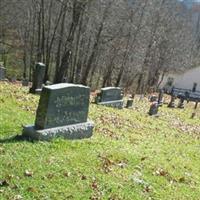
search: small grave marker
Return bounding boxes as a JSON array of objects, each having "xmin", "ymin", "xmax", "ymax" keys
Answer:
[
  {"xmin": 177, "ymin": 98, "xmax": 185, "ymax": 109},
  {"xmin": 149, "ymin": 95, "xmax": 157, "ymax": 102},
  {"xmin": 191, "ymin": 102, "xmax": 198, "ymax": 119},
  {"xmin": 126, "ymin": 99, "xmax": 133, "ymax": 108},
  {"xmin": 168, "ymin": 96, "xmax": 176, "ymax": 108},
  {"xmin": 157, "ymin": 89, "xmax": 164, "ymax": 107},
  {"xmin": 148, "ymin": 102, "xmax": 159, "ymax": 116}
]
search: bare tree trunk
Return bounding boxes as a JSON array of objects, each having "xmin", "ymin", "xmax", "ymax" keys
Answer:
[{"xmin": 54, "ymin": 1, "xmax": 85, "ymax": 83}]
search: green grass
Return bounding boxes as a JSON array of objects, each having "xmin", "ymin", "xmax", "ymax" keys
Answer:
[{"xmin": 0, "ymin": 82, "xmax": 200, "ymax": 200}]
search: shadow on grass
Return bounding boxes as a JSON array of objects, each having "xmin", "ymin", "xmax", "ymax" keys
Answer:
[{"xmin": 0, "ymin": 135, "xmax": 36, "ymax": 143}]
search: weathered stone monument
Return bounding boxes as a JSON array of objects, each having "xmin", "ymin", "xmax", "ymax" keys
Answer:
[
  {"xmin": 0, "ymin": 64, "xmax": 6, "ymax": 80},
  {"xmin": 30, "ymin": 63, "xmax": 46, "ymax": 94},
  {"xmin": 191, "ymin": 101, "xmax": 198, "ymax": 119},
  {"xmin": 157, "ymin": 89, "xmax": 164, "ymax": 107},
  {"xmin": 149, "ymin": 95, "xmax": 157, "ymax": 102},
  {"xmin": 168, "ymin": 96, "xmax": 176, "ymax": 108},
  {"xmin": 126, "ymin": 99, "xmax": 133, "ymax": 108},
  {"xmin": 177, "ymin": 98, "xmax": 185, "ymax": 109},
  {"xmin": 23, "ymin": 83, "xmax": 94, "ymax": 140},
  {"xmin": 95, "ymin": 87, "xmax": 123, "ymax": 109},
  {"xmin": 148, "ymin": 102, "xmax": 159, "ymax": 116}
]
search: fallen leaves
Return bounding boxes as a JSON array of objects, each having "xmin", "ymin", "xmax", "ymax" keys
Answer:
[
  {"xmin": 13, "ymin": 195, "xmax": 23, "ymax": 200},
  {"xmin": 98, "ymin": 155, "xmax": 128, "ymax": 174},
  {"xmin": 99, "ymin": 114, "xmax": 123, "ymax": 128},
  {"xmin": 131, "ymin": 170, "xmax": 153, "ymax": 194},
  {"xmin": 90, "ymin": 179, "xmax": 104, "ymax": 200},
  {"xmin": 63, "ymin": 171, "xmax": 71, "ymax": 177},
  {"xmin": 0, "ymin": 180, "xmax": 9, "ymax": 187},
  {"xmin": 27, "ymin": 186, "xmax": 37, "ymax": 193},
  {"xmin": 154, "ymin": 168, "xmax": 169, "ymax": 177},
  {"xmin": 24, "ymin": 170, "xmax": 33, "ymax": 177},
  {"xmin": 153, "ymin": 167, "xmax": 176, "ymax": 183},
  {"xmin": 97, "ymin": 127, "xmax": 119, "ymax": 140},
  {"xmin": 81, "ymin": 175, "xmax": 87, "ymax": 180},
  {"xmin": 99, "ymin": 155, "xmax": 114, "ymax": 173},
  {"xmin": 152, "ymin": 167, "xmax": 196, "ymax": 187},
  {"xmin": 178, "ymin": 177, "xmax": 186, "ymax": 183}
]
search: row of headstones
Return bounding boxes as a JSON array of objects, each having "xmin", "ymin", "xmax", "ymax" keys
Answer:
[
  {"xmin": 0, "ymin": 62, "xmax": 45, "ymax": 87},
  {"xmin": 27, "ymin": 81, "xmax": 190, "ymax": 141},
  {"xmin": 148, "ymin": 90, "xmax": 186, "ymax": 116},
  {"xmin": 148, "ymin": 90, "xmax": 199, "ymax": 118},
  {"xmin": 25, "ymin": 63, "xmax": 134, "ymax": 108},
  {"xmin": 22, "ymin": 83, "xmax": 135, "ymax": 141},
  {"xmin": 2, "ymin": 63, "xmax": 196, "ymax": 141},
  {"xmin": 168, "ymin": 95, "xmax": 199, "ymax": 118}
]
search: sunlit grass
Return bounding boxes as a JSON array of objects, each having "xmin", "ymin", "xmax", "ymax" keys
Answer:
[{"xmin": 0, "ymin": 82, "xmax": 200, "ymax": 200}]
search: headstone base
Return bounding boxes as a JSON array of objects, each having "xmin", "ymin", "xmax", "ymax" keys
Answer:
[
  {"xmin": 22, "ymin": 121, "xmax": 94, "ymax": 141},
  {"xmin": 97, "ymin": 100, "xmax": 124, "ymax": 109}
]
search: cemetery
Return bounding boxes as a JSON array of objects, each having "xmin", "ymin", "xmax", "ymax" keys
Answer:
[
  {"xmin": 1, "ymin": 0, "xmax": 200, "ymax": 199},
  {"xmin": 0, "ymin": 80, "xmax": 200, "ymax": 199}
]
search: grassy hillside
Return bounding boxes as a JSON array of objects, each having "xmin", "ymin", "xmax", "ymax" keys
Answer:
[{"xmin": 0, "ymin": 82, "xmax": 200, "ymax": 200}]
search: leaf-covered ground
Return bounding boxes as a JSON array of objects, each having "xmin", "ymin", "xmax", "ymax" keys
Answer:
[{"xmin": 0, "ymin": 82, "xmax": 200, "ymax": 200}]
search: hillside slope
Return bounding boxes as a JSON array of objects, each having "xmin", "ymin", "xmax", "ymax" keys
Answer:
[{"xmin": 0, "ymin": 82, "xmax": 200, "ymax": 200}]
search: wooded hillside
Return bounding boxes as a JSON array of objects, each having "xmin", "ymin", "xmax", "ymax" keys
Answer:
[{"xmin": 0, "ymin": 0, "xmax": 199, "ymax": 93}]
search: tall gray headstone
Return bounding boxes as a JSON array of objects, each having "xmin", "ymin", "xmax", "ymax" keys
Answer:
[
  {"xmin": 30, "ymin": 63, "xmax": 46, "ymax": 94},
  {"xmin": 23, "ymin": 83, "xmax": 94, "ymax": 140},
  {"xmin": 95, "ymin": 87, "xmax": 123, "ymax": 109}
]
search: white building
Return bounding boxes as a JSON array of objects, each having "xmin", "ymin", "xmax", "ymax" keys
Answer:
[{"xmin": 160, "ymin": 66, "xmax": 200, "ymax": 91}]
